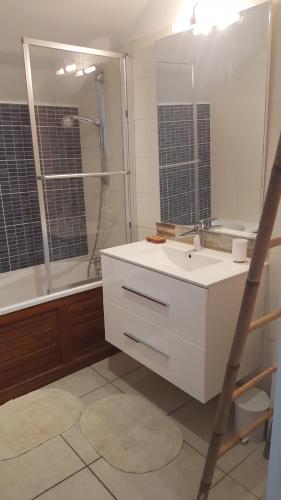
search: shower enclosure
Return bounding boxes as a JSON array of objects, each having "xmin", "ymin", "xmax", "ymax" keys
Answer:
[{"xmin": 22, "ymin": 38, "xmax": 131, "ymax": 294}]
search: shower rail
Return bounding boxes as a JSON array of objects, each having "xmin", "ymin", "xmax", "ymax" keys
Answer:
[
  {"xmin": 37, "ymin": 171, "xmax": 129, "ymax": 180},
  {"xmin": 159, "ymin": 160, "xmax": 200, "ymax": 170}
]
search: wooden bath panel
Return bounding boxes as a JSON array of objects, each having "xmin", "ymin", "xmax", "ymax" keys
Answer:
[{"xmin": 0, "ymin": 287, "xmax": 116, "ymax": 404}]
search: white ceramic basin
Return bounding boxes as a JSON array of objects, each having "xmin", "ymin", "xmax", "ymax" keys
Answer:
[
  {"xmin": 162, "ymin": 246, "xmax": 222, "ymax": 270},
  {"xmin": 134, "ymin": 245, "xmax": 222, "ymax": 271}
]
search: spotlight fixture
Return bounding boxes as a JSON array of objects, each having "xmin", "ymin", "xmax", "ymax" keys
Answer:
[
  {"xmin": 172, "ymin": 0, "xmax": 241, "ymax": 35},
  {"xmin": 65, "ymin": 63, "xmax": 77, "ymax": 73},
  {"xmin": 84, "ymin": 65, "xmax": 97, "ymax": 74},
  {"xmin": 55, "ymin": 68, "xmax": 65, "ymax": 76}
]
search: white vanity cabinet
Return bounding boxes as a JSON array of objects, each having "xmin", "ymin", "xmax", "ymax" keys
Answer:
[{"xmin": 101, "ymin": 243, "xmax": 266, "ymax": 403}]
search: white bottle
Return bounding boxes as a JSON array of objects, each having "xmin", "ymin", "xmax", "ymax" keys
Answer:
[
  {"xmin": 232, "ymin": 238, "xmax": 247, "ymax": 262},
  {"xmin": 193, "ymin": 234, "xmax": 202, "ymax": 251}
]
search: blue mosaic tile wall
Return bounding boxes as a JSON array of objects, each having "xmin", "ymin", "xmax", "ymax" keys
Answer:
[
  {"xmin": 0, "ymin": 103, "xmax": 88, "ymax": 273},
  {"xmin": 158, "ymin": 103, "xmax": 211, "ymax": 225}
]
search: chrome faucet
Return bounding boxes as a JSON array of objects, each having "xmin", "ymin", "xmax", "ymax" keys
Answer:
[
  {"xmin": 177, "ymin": 217, "xmax": 222, "ymax": 250},
  {"xmin": 177, "ymin": 217, "xmax": 222, "ymax": 238},
  {"xmin": 177, "ymin": 221, "xmax": 204, "ymax": 239},
  {"xmin": 201, "ymin": 217, "xmax": 223, "ymax": 231}
]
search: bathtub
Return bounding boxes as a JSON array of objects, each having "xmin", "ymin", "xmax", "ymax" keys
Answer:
[
  {"xmin": 0, "ymin": 257, "xmax": 116, "ymax": 404},
  {"xmin": 0, "ymin": 256, "xmax": 102, "ymax": 316}
]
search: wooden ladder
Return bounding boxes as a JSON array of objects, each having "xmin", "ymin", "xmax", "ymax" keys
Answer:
[{"xmin": 196, "ymin": 133, "xmax": 281, "ymax": 500}]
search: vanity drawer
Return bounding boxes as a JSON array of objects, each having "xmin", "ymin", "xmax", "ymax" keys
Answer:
[
  {"xmin": 102, "ymin": 256, "xmax": 207, "ymax": 347},
  {"xmin": 104, "ymin": 299, "xmax": 206, "ymax": 401}
]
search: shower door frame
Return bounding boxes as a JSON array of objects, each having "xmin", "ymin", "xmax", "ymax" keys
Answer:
[{"xmin": 22, "ymin": 37, "xmax": 131, "ymax": 294}]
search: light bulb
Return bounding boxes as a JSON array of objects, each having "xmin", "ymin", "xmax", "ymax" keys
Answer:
[
  {"xmin": 84, "ymin": 65, "xmax": 97, "ymax": 74},
  {"xmin": 65, "ymin": 63, "xmax": 77, "ymax": 73},
  {"xmin": 75, "ymin": 70, "xmax": 84, "ymax": 77},
  {"xmin": 173, "ymin": 0, "xmax": 241, "ymax": 35},
  {"xmin": 56, "ymin": 68, "xmax": 65, "ymax": 76}
]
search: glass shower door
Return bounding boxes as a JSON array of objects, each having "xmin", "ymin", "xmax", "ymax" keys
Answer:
[{"xmin": 23, "ymin": 39, "xmax": 130, "ymax": 293}]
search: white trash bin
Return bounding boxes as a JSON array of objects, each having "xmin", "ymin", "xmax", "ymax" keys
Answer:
[{"xmin": 235, "ymin": 388, "xmax": 270, "ymax": 443}]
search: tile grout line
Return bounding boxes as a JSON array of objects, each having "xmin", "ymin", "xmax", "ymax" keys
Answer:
[
  {"xmin": 61, "ymin": 434, "xmax": 89, "ymax": 467},
  {"xmin": 227, "ymin": 470, "xmax": 265, "ymax": 499},
  {"xmin": 77, "ymin": 379, "xmax": 109, "ymax": 399},
  {"xmin": 167, "ymin": 397, "xmax": 194, "ymax": 417},
  {"xmin": 88, "ymin": 464, "xmax": 118, "ymax": 500},
  {"xmin": 226, "ymin": 443, "xmax": 267, "ymax": 476},
  {"xmin": 89, "ymin": 363, "xmax": 143, "ymax": 382},
  {"xmin": 224, "ymin": 472, "xmax": 261, "ymax": 499},
  {"xmin": 30, "ymin": 465, "xmax": 86, "ymax": 499}
]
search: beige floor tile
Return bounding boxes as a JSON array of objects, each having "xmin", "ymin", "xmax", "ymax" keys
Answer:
[
  {"xmin": 113, "ymin": 366, "xmax": 192, "ymax": 414},
  {"xmin": 209, "ymin": 476, "xmax": 257, "ymax": 499},
  {"xmin": 91, "ymin": 352, "xmax": 142, "ymax": 381},
  {"xmin": 46, "ymin": 367, "xmax": 107, "ymax": 398},
  {"xmin": 171, "ymin": 398, "xmax": 259, "ymax": 472},
  {"xmin": 37, "ymin": 468, "xmax": 113, "ymax": 499},
  {"xmin": 0, "ymin": 436, "xmax": 83, "ymax": 500},
  {"xmin": 91, "ymin": 443, "xmax": 224, "ymax": 500},
  {"xmin": 230, "ymin": 445, "xmax": 268, "ymax": 498},
  {"xmin": 62, "ymin": 423, "xmax": 100, "ymax": 464},
  {"xmin": 80, "ymin": 382, "xmax": 122, "ymax": 409}
]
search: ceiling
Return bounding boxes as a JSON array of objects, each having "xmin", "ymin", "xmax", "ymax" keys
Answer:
[{"xmin": 0, "ymin": 0, "xmax": 150, "ymax": 54}]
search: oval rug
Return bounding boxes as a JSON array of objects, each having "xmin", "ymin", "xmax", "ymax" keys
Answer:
[
  {"xmin": 80, "ymin": 393, "xmax": 183, "ymax": 473},
  {"xmin": 0, "ymin": 388, "xmax": 81, "ymax": 460}
]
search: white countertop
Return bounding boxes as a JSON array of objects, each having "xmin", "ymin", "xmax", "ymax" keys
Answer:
[{"xmin": 100, "ymin": 239, "xmax": 251, "ymax": 288}]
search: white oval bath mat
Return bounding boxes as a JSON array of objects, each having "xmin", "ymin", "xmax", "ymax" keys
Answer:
[
  {"xmin": 0, "ymin": 388, "xmax": 81, "ymax": 460},
  {"xmin": 80, "ymin": 393, "xmax": 183, "ymax": 473}
]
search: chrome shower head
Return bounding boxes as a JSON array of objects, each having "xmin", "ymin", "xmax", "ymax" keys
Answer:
[
  {"xmin": 61, "ymin": 115, "xmax": 76, "ymax": 128},
  {"xmin": 61, "ymin": 114, "xmax": 99, "ymax": 128},
  {"xmin": 96, "ymin": 72, "xmax": 104, "ymax": 82}
]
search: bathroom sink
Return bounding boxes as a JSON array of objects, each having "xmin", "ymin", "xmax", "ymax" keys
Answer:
[
  {"xmin": 161, "ymin": 246, "xmax": 222, "ymax": 271},
  {"xmin": 135, "ymin": 245, "xmax": 222, "ymax": 271},
  {"xmin": 100, "ymin": 239, "xmax": 250, "ymax": 288},
  {"xmin": 126, "ymin": 244, "xmax": 222, "ymax": 271}
]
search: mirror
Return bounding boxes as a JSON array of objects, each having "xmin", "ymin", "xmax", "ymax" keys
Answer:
[{"xmin": 155, "ymin": 2, "xmax": 271, "ymax": 236}]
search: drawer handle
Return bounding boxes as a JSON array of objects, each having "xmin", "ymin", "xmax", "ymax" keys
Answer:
[
  {"xmin": 123, "ymin": 332, "xmax": 170, "ymax": 359},
  {"xmin": 122, "ymin": 285, "xmax": 168, "ymax": 307}
]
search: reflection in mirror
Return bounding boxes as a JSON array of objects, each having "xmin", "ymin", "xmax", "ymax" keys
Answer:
[{"xmin": 155, "ymin": 2, "xmax": 271, "ymax": 236}]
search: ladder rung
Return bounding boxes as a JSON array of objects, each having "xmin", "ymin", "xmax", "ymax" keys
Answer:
[
  {"xmin": 232, "ymin": 364, "xmax": 278, "ymax": 400},
  {"xmin": 269, "ymin": 236, "xmax": 281, "ymax": 248},
  {"xmin": 248, "ymin": 308, "xmax": 281, "ymax": 333},
  {"xmin": 218, "ymin": 409, "xmax": 273, "ymax": 458}
]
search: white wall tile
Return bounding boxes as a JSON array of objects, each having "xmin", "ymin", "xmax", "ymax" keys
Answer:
[
  {"xmin": 135, "ymin": 157, "xmax": 160, "ymax": 194},
  {"xmin": 212, "ymin": 187, "xmax": 237, "ymax": 219},
  {"xmin": 134, "ymin": 118, "xmax": 158, "ymax": 157},
  {"xmin": 136, "ymin": 192, "xmax": 160, "ymax": 228},
  {"xmin": 133, "ymin": 77, "xmax": 157, "ymax": 120},
  {"xmin": 236, "ymin": 188, "xmax": 261, "ymax": 222}
]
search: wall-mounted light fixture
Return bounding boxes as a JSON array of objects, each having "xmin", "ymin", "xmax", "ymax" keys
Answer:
[
  {"xmin": 56, "ymin": 64, "xmax": 97, "ymax": 76},
  {"xmin": 65, "ymin": 63, "xmax": 77, "ymax": 73},
  {"xmin": 84, "ymin": 65, "xmax": 97, "ymax": 74},
  {"xmin": 172, "ymin": 0, "xmax": 241, "ymax": 35}
]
